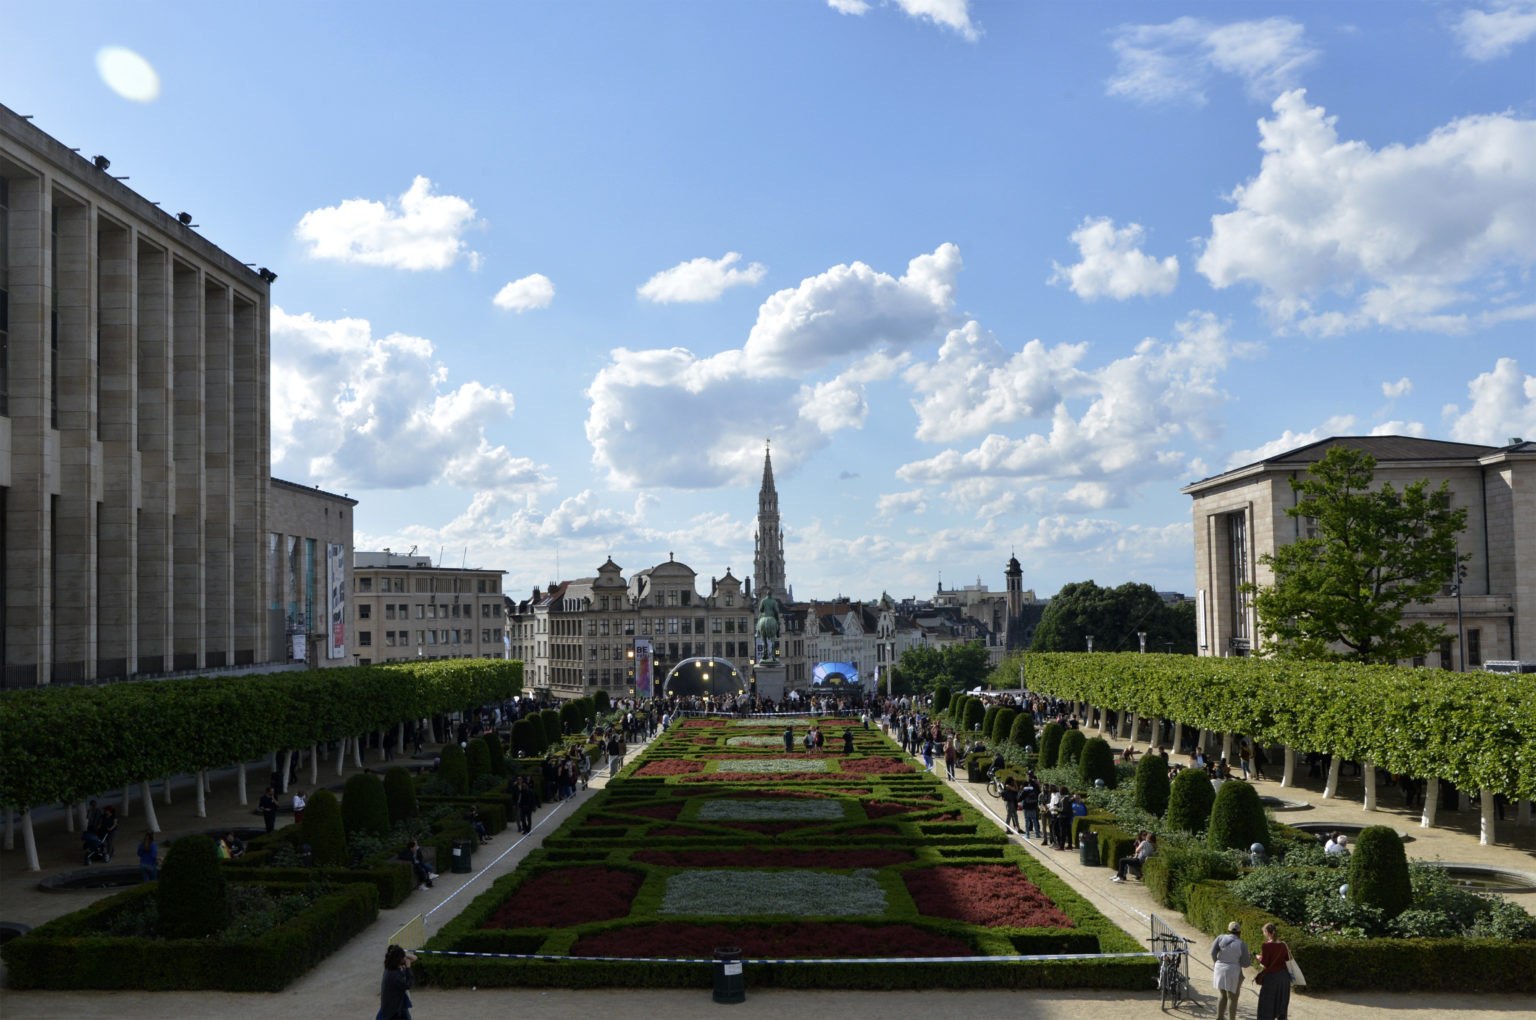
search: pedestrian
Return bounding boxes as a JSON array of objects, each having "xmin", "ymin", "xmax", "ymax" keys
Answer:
[
  {"xmin": 136, "ymin": 831, "xmax": 160, "ymax": 883},
  {"xmin": 291, "ymin": 788, "xmax": 306, "ymax": 824},
  {"xmin": 1253, "ymin": 921, "xmax": 1293, "ymax": 1020},
  {"xmin": 379, "ymin": 943, "xmax": 416, "ymax": 1020},
  {"xmin": 1210, "ymin": 921, "xmax": 1252, "ymax": 1020}
]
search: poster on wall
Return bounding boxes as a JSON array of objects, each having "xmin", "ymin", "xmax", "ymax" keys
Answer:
[
  {"xmin": 634, "ymin": 637, "xmax": 653, "ymax": 697},
  {"xmin": 327, "ymin": 543, "xmax": 347, "ymax": 659}
]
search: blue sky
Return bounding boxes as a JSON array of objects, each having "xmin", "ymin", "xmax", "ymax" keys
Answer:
[{"xmin": 5, "ymin": 0, "xmax": 1533, "ymax": 602}]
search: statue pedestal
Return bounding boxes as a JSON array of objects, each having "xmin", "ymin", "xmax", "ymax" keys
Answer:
[{"xmin": 754, "ymin": 663, "xmax": 787, "ymax": 704}]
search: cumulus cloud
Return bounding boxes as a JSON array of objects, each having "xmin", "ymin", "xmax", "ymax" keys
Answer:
[
  {"xmin": 1444, "ymin": 358, "xmax": 1536, "ymax": 444},
  {"xmin": 1107, "ymin": 16, "xmax": 1317, "ymax": 105},
  {"xmin": 493, "ymin": 273, "xmax": 556, "ymax": 312},
  {"xmin": 1197, "ymin": 91, "xmax": 1536, "ymax": 335},
  {"xmin": 270, "ymin": 306, "xmax": 551, "ymax": 497},
  {"xmin": 1382, "ymin": 377, "xmax": 1413, "ymax": 399},
  {"xmin": 637, "ymin": 252, "xmax": 767, "ymax": 303},
  {"xmin": 295, "ymin": 177, "xmax": 481, "ymax": 271},
  {"xmin": 1456, "ymin": 2, "xmax": 1536, "ymax": 60},
  {"xmin": 829, "ymin": 0, "xmax": 979, "ymax": 40},
  {"xmin": 1049, "ymin": 218, "xmax": 1179, "ymax": 300}
]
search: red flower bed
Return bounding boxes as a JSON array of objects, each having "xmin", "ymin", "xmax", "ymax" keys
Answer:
[
  {"xmin": 863, "ymin": 801, "xmax": 916, "ymax": 819},
  {"xmin": 619, "ymin": 803, "xmax": 683, "ymax": 821},
  {"xmin": 484, "ymin": 867, "xmax": 642, "ymax": 929},
  {"xmin": 902, "ymin": 865, "xmax": 1075, "ymax": 928},
  {"xmin": 632, "ymin": 848, "xmax": 912, "ymax": 869},
  {"xmin": 840, "ymin": 757, "xmax": 914, "ymax": 774},
  {"xmin": 636, "ymin": 759, "xmax": 706, "ymax": 776},
  {"xmin": 571, "ymin": 922, "xmax": 972, "ymax": 959}
]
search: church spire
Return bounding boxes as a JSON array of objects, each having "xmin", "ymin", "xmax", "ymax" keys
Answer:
[{"xmin": 754, "ymin": 440, "xmax": 787, "ymax": 600}]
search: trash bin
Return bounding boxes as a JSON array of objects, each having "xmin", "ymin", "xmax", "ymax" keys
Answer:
[
  {"xmin": 1078, "ymin": 828, "xmax": 1099, "ymax": 867},
  {"xmin": 712, "ymin": 945, "xmax": 745, "ymax": 1004},
  {"xmin": 450, "ymin": 837, "xmax": 473, "ymax": 874}
]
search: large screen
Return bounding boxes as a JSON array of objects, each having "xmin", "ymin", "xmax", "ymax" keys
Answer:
[{"xmin": 812, "ymin": 662, "xmax": 860, "ymax": 686}]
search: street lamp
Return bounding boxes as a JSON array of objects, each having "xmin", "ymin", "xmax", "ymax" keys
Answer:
[
  {"xmin": 1138, "ymin": 631, "xmax": 1147, "ymax": 654},
  {"xmin": 1085, "ymin": 635, "xmax": 1094, "ymax": 653}
]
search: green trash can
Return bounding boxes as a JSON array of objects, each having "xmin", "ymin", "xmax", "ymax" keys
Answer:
[
  {"xmin": 712, "ymin": 946, "xmax": 745, "ymax": 1004},
  {"xmin": 1079, "ymin": 828, "xmax": 1100, "ymax": 867},
  {"xmin": 450, "ymin": 837, "xmax": 473, "ymax": 874}
]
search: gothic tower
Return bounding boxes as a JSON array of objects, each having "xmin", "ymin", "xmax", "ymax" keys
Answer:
[{"xmin": 753, "ymin": 442, "xmax": 788, "ymax": 600}]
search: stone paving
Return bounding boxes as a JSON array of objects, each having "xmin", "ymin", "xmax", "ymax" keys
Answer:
[{"xmin": 1, "ymin": 722, "xmax": 1533, "ymax": 1018}]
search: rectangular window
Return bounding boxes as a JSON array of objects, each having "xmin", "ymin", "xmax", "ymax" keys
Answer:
[
  {"xmin": 358, "ymin": 604, "xmax": 371, "ymax": 619},
  {"xmin": 359, "ymin": 631, "xmax": 372, "ymax": 646},
  {"xmin": 1468, "ymin": 628, "xmax": 1481, "ymax": 667}
]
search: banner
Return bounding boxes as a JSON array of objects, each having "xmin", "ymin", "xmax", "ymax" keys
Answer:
[
  {"xmin": 327, "ymin": 543, "xmax": 347, "ymax": 659},
  {"xmin": 634, "ymin": 638, "xmax": 653, "ymax": 698}
]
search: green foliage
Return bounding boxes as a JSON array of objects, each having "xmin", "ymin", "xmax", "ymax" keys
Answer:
[
  {"xmin": 439, "ymin": 743, "xmax": 471, "ymax": 795},
  {"xmin": 1350, "ymin": 824, "xmax": 1413, "ymax": 920},
  {"xmin": 1027, "ymin": 580, "xmax": 1195, "ymax": 654},
  {"xmin": 1007, "ymin": 712, "xmax": 1036, "ymax": 751},
  {"xmin": 1166, "ymin": 768, "xmax": 1215, "ymax": 833},
  {"xmin": 466, "ymin": 738, "xmax": 492, "ymax": 784},
  {"xmin": 483, "ymin": 734, "xmax": 507, "ymax": 777},
  {"xmin": 383, "ymin": 767, "xmax": 418, "ymax": 827},
  {"xmin": 340, "ymin": 773, "xmax": 390, "ymax": 837},
  {"xmin": 1133, "ymin": 752, "xmax": 1171, "ymax": 816},
  {"xmin": 1077, "ymin": 737, "xmax": 1116, "ymax": 790},
  {"xmin": 156, "ymin": 834, "xmax": 229, "ymax": 938},
  {"xmin": 961, "ymin": 699, "xmax": 984, "ymax": 733},
  {"xmin": 302, "ymin": 789, "xmax": 348, "ymax": 868},
  {"xmin": 931, "ymin": 686, "xmax": 951, "ymax": 715},
  {"xmin": 1247, "ymin": 446, "xmax": 1468, "ymax": 664},
  {"xmin": 1057, "ymin": 728, "xmax": 1087, "ymax": 767},
  {"xmin": 1038, "ymin": 722, "xmax": 1065, "ymax": 768},
  {"xmin": 1206, "ymin": 780, "xmax": 1269, "ymax": 852}
]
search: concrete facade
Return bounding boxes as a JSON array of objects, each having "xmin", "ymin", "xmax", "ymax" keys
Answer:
[
  {"xmin": 352, "ymin": 550, "xmax": 506, "ymax": 666},
  {"xmin": 1182, "ymin": 435, "xmax": 1536, "ymax": 666}
]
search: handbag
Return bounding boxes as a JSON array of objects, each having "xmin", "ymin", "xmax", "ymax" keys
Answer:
[{"xmin": 1285, "ymin": 948, "xmax": 1306, "ymax": 986}]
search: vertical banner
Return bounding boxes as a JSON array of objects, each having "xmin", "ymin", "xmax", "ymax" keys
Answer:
[
  {"xmin": 634, "ymin": 637, "xmax": 653, "ymax": 698},
  {"xmin": 327, "ymin": 543, "xmax": 347, "ymax": 659}
]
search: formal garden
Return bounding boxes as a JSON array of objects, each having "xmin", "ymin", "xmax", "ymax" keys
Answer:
[{"xmin": 417, "ymin": 716, "xmax": 1156, "ymax": 990}]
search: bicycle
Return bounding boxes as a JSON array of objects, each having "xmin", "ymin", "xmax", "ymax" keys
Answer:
[{"xmin": 1149, "ymin": 931, "xmax": 1193, "ymax": 1010}]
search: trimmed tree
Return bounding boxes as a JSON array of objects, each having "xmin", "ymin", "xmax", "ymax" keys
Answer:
[
  {"xmin": 1166, "ymin": 768, "xmax": 1216, "ymax": 834},
  {"xmin": 482, "ymin": 733, "xmax": 507, "ymax": 777},
  {"xmin": 302, "ymin": 789, "xmax": 347, "ymax": 868},
  {"xmin": 156, "ymin": 833, "xmax": 228, "ymax": 938},
  {"xmin": 1134, "ymin": 752, "xmax": 1171, "ymax": 816},
  {"xmin": 1350, "ymin": 824, "xmax": 1413, "ymax": 920},
  {"xmin": 1039, "ymin": 722, "xmax": 1065, "ymax": 769},
  {"xmin": 1207, "ymin": 780, "xmax": 1269, "ymax": 852},
  {"xmin": 1078, "ymin": 736, "xmax": 1117, "ymax": 789},
  {"xmin": 961, "ymin": 699, "xmax": 985, "ymax": 734},
  {"xmin": 439, "ymin": 743, "xmax": 470, "ymax": 795},
  {"xmin": 1058, "ymin": 728, "xmax": 1087, "ymax": 767},
  {"xmin": 932, "ymin": 686, "xmax": 952, "ymax": 716},
  {"xmin": 341, "ymin": 772, "xmax": 390, "ymax": 837},
  {"xmin": 383, "ymin": 766, "xmax": 418, "ymax": 826},
  {"xmin": 1008, "ymin": 712, "xmax": 1036, "ymax": 753}
]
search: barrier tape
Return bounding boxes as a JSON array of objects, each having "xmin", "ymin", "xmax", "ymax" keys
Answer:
[{"xmin": 418, "ymin": 949, "xmax": 1155, "ymax": 964}]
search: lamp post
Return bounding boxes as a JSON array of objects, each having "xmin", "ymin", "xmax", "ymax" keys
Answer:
[
  {"xmin": 1085, "ymin": 635, "xmax": 1094, "ymax": 653},
  {"xmin": 1138, "ymin": 631, "xmax": 1147, "ymax": 654},
  {"xmin": 1451, "ymin": 563, "xmax": 1467, "ymax": 672}
]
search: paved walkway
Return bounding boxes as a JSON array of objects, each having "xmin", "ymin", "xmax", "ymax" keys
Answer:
[{"xmin": 1, "ymin": 723, "xmax": 1533, "ymax": 1018}]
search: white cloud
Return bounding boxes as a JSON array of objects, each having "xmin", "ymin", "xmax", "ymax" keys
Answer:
[
  {"xmin": 96, "ymin": 46, "xmax": 160, "ymax": 103},
  {"xmin": 637, "ymin": 252, "xmax": 767, "ymax": 304},
  {"xmin": 270, "ymin": 306, "xmax": 551, "ymax": 497},
  {"xmin": 1382, "ymin": 377, "xmax": 1413, "ymax": 399},
  {"xmin": 295, "ymin": 176, "xmax": 481, "ymax": 271},
  {"xmin": 1444, "ymin": 358, "xmax": 1536, "ymax": 444},
  {"xmin": 1197, "ymin": 91, "xmax": 1536, "ymax": 335},
  {"xmin": 1048, "ymin": 217, "xmax": 1179, "ymax": 300},
  {"xmin": 827, "ymin": 0, "xmax": 978, "ymax": 40},
  {"xmin": 1107, "ymin": 16, "xmax": 1317, "ymax": 106},
  {"xmin": 493, "ymin": 273, "xmax": 556, "ymax": 312},
  {"xmin": 1456, "ymin": 2, "xmax": 1536, "ymax": 61}
]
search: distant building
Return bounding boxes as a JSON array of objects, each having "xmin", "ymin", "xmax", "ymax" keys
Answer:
[
  {"xmin": 352, "ymin": 550, "xmax": 507, "ymax": 666},
  {"xmin": 1181, "ymin": 435, "xmax": 1535, "ymax": 666}
]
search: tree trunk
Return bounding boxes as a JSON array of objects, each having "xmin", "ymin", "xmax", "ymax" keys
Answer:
[
  {"xmin": 1362, "ymin": 760, "xmax": 1377, "ymax": 811},
  {"xmin": 195, "ymin": 770, "xmax": 207, "ymax": 818},
  {"xmin": 1323, "ymin": 756, "xmax": 1342, "ymax": 799},
  {"xmin": 1420, "ymin": 778, "xmax": 1439, "ymax": 829},
  {"xmin": 1281, "ymin": 746, "xmax": 1297, "ymax": 788},
  {"xmin": 141, "ymin": 780, "xmax": 161, "ymax": 832},
  {"xmin": 21, "ymin": 809, "xmax": 40, "ymax": 872},
  {"xmin": 238, "ymin": 761, "xmax": 249, "ymax": 805},
  {"xmin": 1480, "ymin": 790, "xmax": 1496, "ymax": 846},
  {"xmin": 310, "ymin": 744, "xmax": 319, "ymax": 784}
]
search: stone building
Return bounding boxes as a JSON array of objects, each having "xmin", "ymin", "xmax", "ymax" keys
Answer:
[
  {"xmin": 1181, "ymin": 435, "xmax": 1536, "ymax": 666},
  {"xmin": 352, "ymin": 550, "xmax": 507, "ymax": 666}
]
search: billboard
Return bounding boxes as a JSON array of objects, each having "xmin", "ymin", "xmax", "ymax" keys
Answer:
[
  {"xmin": 326, "ymin": 542, "xmax": 347, "ymax": 659},
  {"xmin": 812, "ymin": 661, "xmax": 860, "ymax": 686},
  {"xmin": 634, "ymin": 637, "xmax": 654, "ymax": 697}
]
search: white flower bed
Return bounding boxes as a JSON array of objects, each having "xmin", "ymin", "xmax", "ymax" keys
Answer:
[
  {"xmin": 697, "ymin": 798, "xmax": 846, "ymax": 820},
  {"xmin": 715, "ymin": 757, "xmax": 830, "ymax": 774},
  {"xmin": 660, "ymin": 869, "xmax": 887, "ymax": 916},
  {"xmin": 725, "ymin": 735, "xmax": 785, "ymax": 747}
]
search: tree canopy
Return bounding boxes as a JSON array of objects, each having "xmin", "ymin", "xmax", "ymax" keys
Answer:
[
  {"xmin": 1029, "ymin": 580, "xmax": 1194, "ymax": 654},
  {"xmin": 1246, "ymin": 446, "xmax": 1466, "ymax": 664}
]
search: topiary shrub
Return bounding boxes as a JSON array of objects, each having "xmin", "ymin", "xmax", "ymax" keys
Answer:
[
  {"xmin": 439, "ymin": 743, "xmax": 470, "ymax": 795},
  {"xmin": 990, "ymin": 707, "xmax": 1018, "ymax": 744},
  {"xmin": 1166, "ymin": 767, "xmax": 1216, "ymax": 833},
  {"xmin": 466, "ymin": 737, "xmax": 491, "ymax": 785},
  {"xmin": 1038, "ymin": 722, "xmax": 1065, "ymax": 768},
  {"xmin": 593, "ymin": 690, "xmax": 610, "ymax": 714},
  {"xmin": 1134, "ymin": 751, "xmax": 1171, "ymax": 816},
  {"xmin": 961, "ymin": 699, "xmax": 985, "ymax": 733},
  {"xmin": 1207, "ymin": 780, "xmax": 1269, "ymax": 852},
  {"xmin": 1078, "ymin": 736, "xmax": 1116, "ymax": 789},
  {"xmin": 510, "ymin": 719, "xmax": 537, "ymax": 758},
  {"xmin": 482, "ymin": 733, "xmax": 507, "ymax": 776},
  {"xmin": 341, "ymin": 773, "xmax": 390, "ymax": 837},
  {"xmin": 981, "ymin": 705, "xmax": 1000, "ymax": 738},
  {"xmin": 1008, "ymin": 712, "xmax": 1036, "ymax": 753},
  {"xmin": 931, "ymin": 686, "xmax": 951, "ymax": 715},
  {"xmin": 383, "ymin": 766, "xmax": 417, "ymax": 826},
  {"xmin": 1350, "ymin": 824, "xmax": 1413, "ymax": 920},
  {"xmin": 1058, "ymin": 728, "xmax": 1087, "ymax": 767},
  {"xmin": 303, "ymin": 789, "xmax": 347, "ymax": 868},
  {"xmin": 156, "ymin": 833, "xmax": 228, "ymax": 938}
]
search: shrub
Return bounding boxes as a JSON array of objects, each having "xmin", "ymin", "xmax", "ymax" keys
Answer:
[
  {"xmin": 962, "ymin": 700, "xmax": 984, "ymax": 733},
  {"xmin": 439, "ymin": 743, "xmax": 471, "ymax": 795},
  {"xmin": 303, "ymin": 789, "xmax": 348, "ymax": 868},
  {"xmin": 593, "ymin": 690, "xmax": 610, "ymax": 714},
  {"xmin": 1038, "ymin": 722, "xmax": 1065, "ymax": 768},
  {"xmin": 931, "ymin": 687, "xmax": 951, "ymax": 715},
  {"xmin": 1166, "ymin": 768, "xmax": 1215, "ymax": 833},
  {"xmin": 511, "ymin": 719, "xmax": 538, "ymax": 758},
  {"xmin": 990, "ymin": 707, "xmax": 1018, "ymax": 744},
  {"xmin": 483, "ymin": 734, "xmax": 508, "ymax": 777},
  {"xmin": 341, "ymin": 773, "xmax": 391, "ymax": 837},
  {"xmin": 1077, "ymin": 737, "xmax": 1116, "ymax": 790},
  {"xmin": 1207, "ymin": 780, "xmax": 1268, "ymax": 852},
  {"xmin": 156, "ymin": 833, "xmax": 228, "ymax": 938},
  {"xmin": 467, "ymin": 738, "xmax": 492, "ymax": 784},
  {"xmin": 1349, "ymin": 824, "xmax": 1412, "ymax": 920},
  {"xmin": 383, "ymin": 767, "xmax": 418, "ymax": 826},
  {"xmin": 1133, "ymin": 752, "xmax": 1171, "ymax": 816},
  {"xmin": 1057, "ymin": 728, "xmax": 1086, "ymax": 767},
  {"xmin": 1008, "ymin": 712, "xmax": 1036, "ymax": 752}
]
